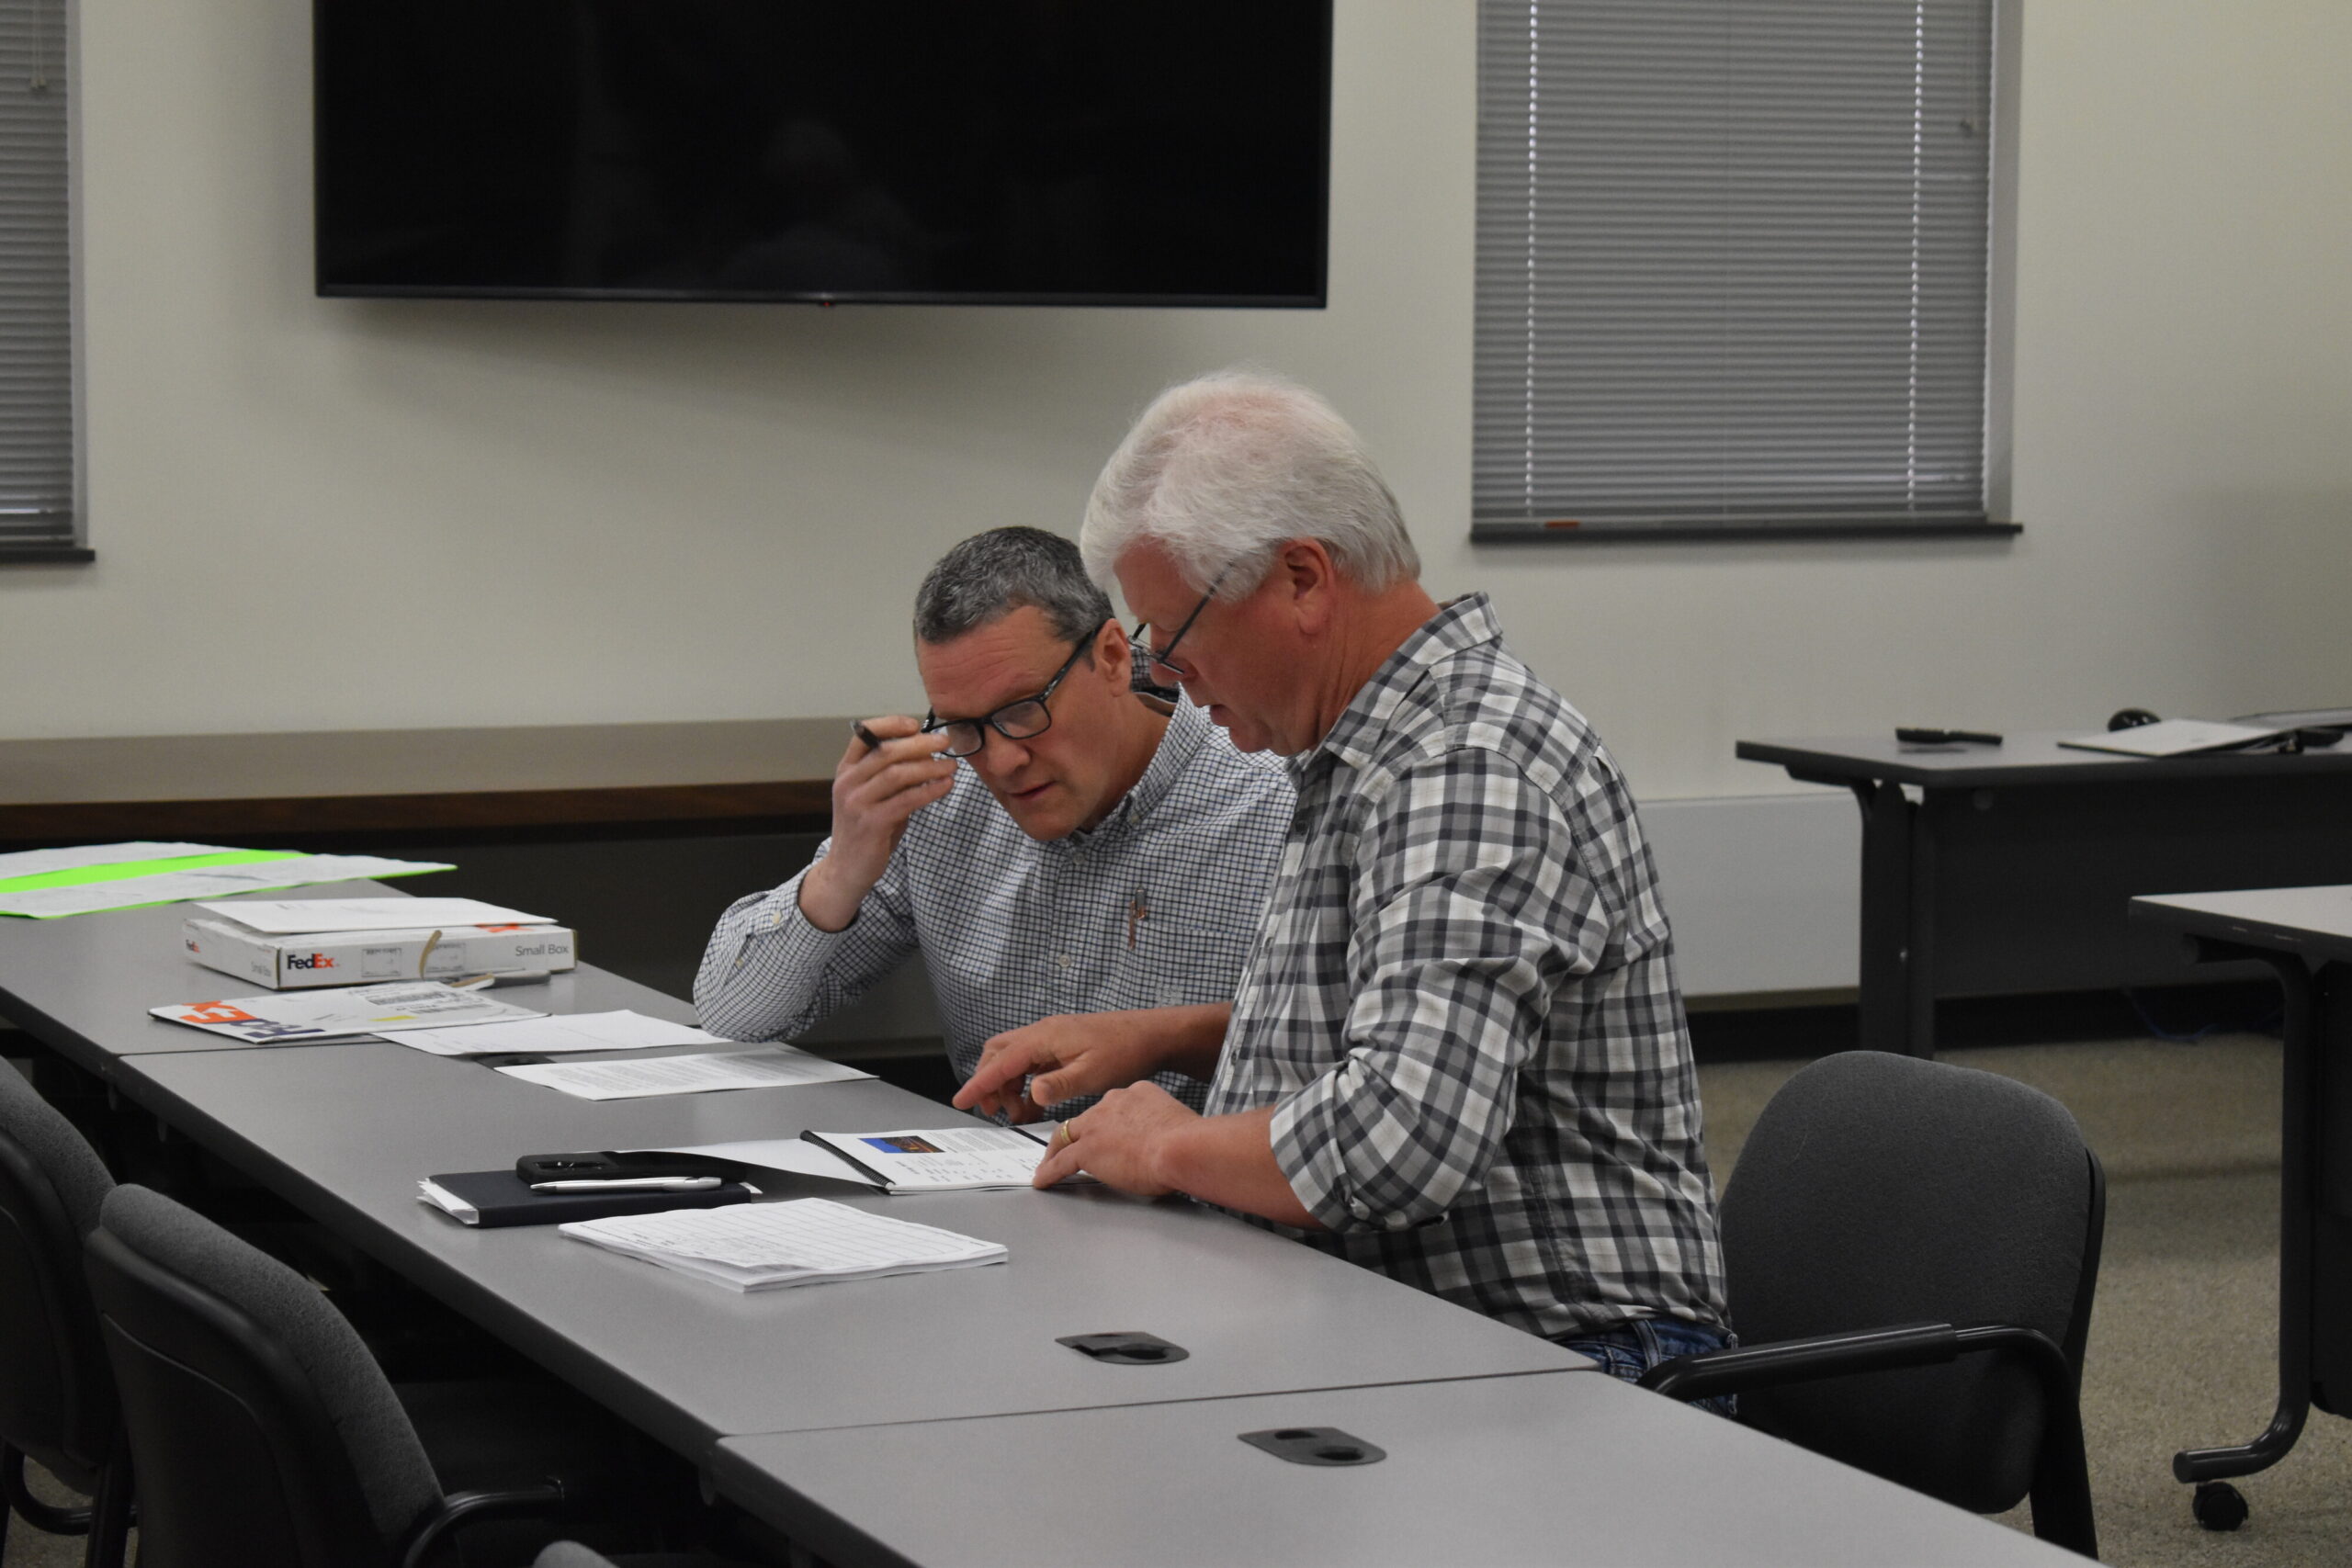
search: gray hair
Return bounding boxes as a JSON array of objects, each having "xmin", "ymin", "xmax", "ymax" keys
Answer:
[
  {"xmin": 1079, "ymin": 369, "xmax": 1420, "ymax": 598},
  {"xmin": 912, "ymin": 526, "xmax": 1114, "ymax": 648}
]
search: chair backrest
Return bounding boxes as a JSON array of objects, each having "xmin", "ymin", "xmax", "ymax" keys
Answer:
[
  {"xmin": 0, "ymin": 1059, "xmax": 118, "ymax": 1490},
  {"xmin": 82, "ymin": 1185, "xmax": 444, "ymax": 1568},
  {"xmin": 1720, "ymin": 1050, "xmax": 2103, "ymax": 1513}
]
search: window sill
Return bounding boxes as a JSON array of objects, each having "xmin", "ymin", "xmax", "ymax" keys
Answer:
[
  {"xmin": 1471, "ymin": 520, "xmax": 2021, "ymax": 546},
  {"xmin": 0, "ymin": 546, "xmax": 95, "ymax": 565}
]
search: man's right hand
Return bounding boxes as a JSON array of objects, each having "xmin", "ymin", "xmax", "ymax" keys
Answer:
[
  {"xmin": 797, "ymin": 716, "xmax": 956, "ymax": 932},
  {"xmin": 954, "ymin": 1004, "xmax": 1231, "ymax": 1122}
]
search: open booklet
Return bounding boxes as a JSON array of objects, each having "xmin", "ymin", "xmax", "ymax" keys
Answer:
[
  {"xmin": 560, "ymin": 1198, "xmax": 1006, "ymax": 1292},
  {"xmin": 643, "ymin": 1123, "xmax": 1061, "ymax": 1193}
]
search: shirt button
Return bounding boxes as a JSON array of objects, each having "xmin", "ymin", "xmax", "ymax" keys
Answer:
[
  {"xmin": 1056, "ymin": 954, "xmax": 1072, "ymax": 970},
  {"xmin": 1349, "ymin": 1200, "xmax": 1372, "ymax": 1221}
]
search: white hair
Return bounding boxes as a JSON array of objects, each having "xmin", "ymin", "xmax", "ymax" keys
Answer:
[{"xmin": 1079, "ymin": 369, "xmax": 1421, "ymax": 599}]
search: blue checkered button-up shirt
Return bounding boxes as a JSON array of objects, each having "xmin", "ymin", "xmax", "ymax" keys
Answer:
[
  {"xmin": 695, "ymin": 697, "xmax": 1293, "ymax": 1113},
  {"xmin": 1207, "ymin": 593, "xmax": 1729, "ymax": 1340}
]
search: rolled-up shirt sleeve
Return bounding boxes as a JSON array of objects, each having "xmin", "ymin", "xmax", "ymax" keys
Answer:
[
  {"xmin": 692, "ymin": 838, "xmax": 921, "ymax": 1042},
  {"xmin": 1268, "ymin": 748, "xmax": 1608, "ymax": 1234}
]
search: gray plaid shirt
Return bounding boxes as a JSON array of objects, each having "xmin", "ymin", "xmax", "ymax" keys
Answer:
[
  {"xmin": 1207, "ymin": 593, "xmax": 1728, "ymax": 1340},
  {"xmin": 696, "ymin": 697, "xmax": 1293, "ymax": 1113}
]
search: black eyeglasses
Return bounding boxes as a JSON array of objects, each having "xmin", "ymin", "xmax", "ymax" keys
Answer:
[
  {"xmin": 1132, "ymin": 561, "xmax": 1236, "ymax": 684},
  {"xmin": 921, "ymin": 625, "xmax": 1105, "ymax": 759}
]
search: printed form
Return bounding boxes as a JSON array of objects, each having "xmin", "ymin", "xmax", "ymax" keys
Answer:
[
  {"xmin": 379, "ymin": 1010, "xmax": 727, "ymax": 1057},
  {"xmin": 496, "ymin": 1047, "xmax": 872, "ymax": 1100}
]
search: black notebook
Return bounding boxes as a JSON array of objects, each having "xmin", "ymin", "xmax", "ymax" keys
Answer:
[{"xmin": 417, "ymin": 1168, "xmax": 761, "ymax": 1228}]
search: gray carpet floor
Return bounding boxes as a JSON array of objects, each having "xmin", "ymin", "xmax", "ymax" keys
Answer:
[{"xmin": 7, "ymin": 1034, "xmax": 2340, "ymax": 1566}]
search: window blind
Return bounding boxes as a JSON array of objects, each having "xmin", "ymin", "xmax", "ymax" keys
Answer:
[
  {"xmin": 0, "ymin": 0, "xmax": 73, "ymax": 556},
  {"xmin": 1474, "ymin": 0, "xmax": 1995, "ymax": 536}
]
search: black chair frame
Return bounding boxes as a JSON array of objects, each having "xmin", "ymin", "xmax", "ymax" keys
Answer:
[
  {"xmin": 1641, "ymin": 1146, "xmax": 2107, "ymax": 1560},
  {"xmin": 85, "ymin": 1224, "xmax": 570, "ymax": 1568},
  {"xmin": 0, "ymin": 1104, "xmax": 131, "ymax": 1567}
]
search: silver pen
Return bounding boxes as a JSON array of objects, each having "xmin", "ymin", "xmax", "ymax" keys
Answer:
[{"xmin": 529, "ymin": 1176, "xmax": 724, "ymax": 1194}]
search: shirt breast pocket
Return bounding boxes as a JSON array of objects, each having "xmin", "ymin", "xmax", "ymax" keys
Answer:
[{"xmin": 1107, "ymin": 915, "xmax": 1247, "ymax": 1012}]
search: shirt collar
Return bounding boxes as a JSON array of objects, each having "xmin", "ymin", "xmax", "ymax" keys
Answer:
[
  {"xmin": 1066, "ymin": 694, "xmax": 1212, "ymax": 844},
  {"xmin": 1302, "ymin": 592, "xmax": 1503, "ymax": 773}
]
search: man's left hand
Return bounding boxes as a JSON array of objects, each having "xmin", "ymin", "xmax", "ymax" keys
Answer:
[{"xmin": 1033, "ymin": 1082, "xmax": 1196, "ymax": 1196}]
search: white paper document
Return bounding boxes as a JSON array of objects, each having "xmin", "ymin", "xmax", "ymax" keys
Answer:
[
  {"xmin": 195, "ymin": 897, "xmax": 553, "ymax": 934},
  {"xmin": 379, "ymin": 1010, "xmax": 726, "ymax": 1057},
  {"xmin": 0, "ymin": 854, "xmax": 455, "ymax": 919},
  {"xmin": 2056, "ymin": 719, "xmax": 2287, "ymax": 758},
  {"xmin": 560, "ymin": 1198, "xmax": 1006, "ymax": 1292},
  {"xmin": 416, "ymin": 1179, "xmax": 480, "ymax": 1224},
  {"xmin": 494, "ymin": 1047, "xmax": 873, "ymax": 1100},
  {"xmin": 801, "ymin": 1124, "xmax": 1057, "ymax": 1191},
  {"xmin": 151, "ymin": 982, "xmax": 544, "ymax": 1045},
  {"xmin": 0, "ymin": 842, "xmax": 236, "ymax": 880}
]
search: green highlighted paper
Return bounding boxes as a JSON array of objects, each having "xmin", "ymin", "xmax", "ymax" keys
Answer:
[
  {"xmin": 0, "ymin": 842, "xmax": 454, "ymax": 919},
  {"xmin": 0, "ymin": 848, "xmax": 303, "ymax": 893}
]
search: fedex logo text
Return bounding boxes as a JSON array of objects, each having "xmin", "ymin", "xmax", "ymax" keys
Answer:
[{"xmin": 286, "ymin": 953, "xmax": 338, "ymax": 970}]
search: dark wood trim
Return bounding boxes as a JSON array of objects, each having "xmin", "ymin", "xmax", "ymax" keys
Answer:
[
  {"xmin": 0, "ymin": 780, "xmax": 835, "ymax": 844},
  {"xmin": 0, "ymin": 546, "xmax": 96, "ymax": 565},
  {"xmin": 0, "ymin": 718, "xmax": 854, "ymax": 845}
]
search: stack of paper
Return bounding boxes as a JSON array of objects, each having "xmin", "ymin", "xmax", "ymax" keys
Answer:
[
  {"xmin": 151, "ymin": 982, "xmax": 544, "ymax": 1045},
  {"xmin": 0, "ymin": 843, "xmax": 454, "ymax": 920},
  {"xmin": 494, "ymin": 1047, "xmax": 872, "ymax": 1099},
  {"xmin": 560, "ymin": 1198, "xmax": 1007, "ymax": 1292}
]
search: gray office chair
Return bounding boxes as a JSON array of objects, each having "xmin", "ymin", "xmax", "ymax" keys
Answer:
[
  {"xmin": 1640, "ymin": 1050, "xmax": 2104, "ymax": 1559},
  {"xmin": 84, "ymin": 1184, "xmax": 696, "ymax": 1568},
  {"xmin": 0, "ymin": 1059, "xmax": 131, "ymax": 1568}
]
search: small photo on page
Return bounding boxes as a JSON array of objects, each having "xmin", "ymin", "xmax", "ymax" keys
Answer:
[{"xmin": 865, "ymin": 1135, "xmax": 945, "ymax": 1155}]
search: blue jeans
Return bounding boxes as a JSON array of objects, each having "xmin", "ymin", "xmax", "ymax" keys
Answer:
[{"xmin": 1557, "ymin": 1316, "xmax": 1737, "ymax": 1418}]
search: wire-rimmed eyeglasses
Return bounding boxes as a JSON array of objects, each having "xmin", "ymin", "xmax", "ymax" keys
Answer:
[{"xmin": 1131, "ymin": 561, "xmax": 1236, "ymax": 685}]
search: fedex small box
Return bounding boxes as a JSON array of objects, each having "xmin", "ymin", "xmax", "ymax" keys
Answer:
[{"xmin": 181, "ymin": 918, "xmax": 579, "ymax": 990}]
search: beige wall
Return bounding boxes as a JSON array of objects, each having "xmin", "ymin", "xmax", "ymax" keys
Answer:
[{"xmin": 7, "ymin": 0, "xmax": 2350, "ymax": 804}]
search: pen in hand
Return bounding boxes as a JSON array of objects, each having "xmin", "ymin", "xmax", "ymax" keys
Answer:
[{"xmin": 852, "ymin": 720, "xmax": 883, "ymax": 752}]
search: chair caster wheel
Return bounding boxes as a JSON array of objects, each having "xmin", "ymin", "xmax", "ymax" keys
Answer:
[{"xmin": 2193, "ymin": 1481, "xmax": 2248, "ymax": 1531}]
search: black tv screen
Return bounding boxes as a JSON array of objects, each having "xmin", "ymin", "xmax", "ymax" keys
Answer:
[{"xmin": 314, "ymin": 1, "xmax": 1331, "ymax": 307}]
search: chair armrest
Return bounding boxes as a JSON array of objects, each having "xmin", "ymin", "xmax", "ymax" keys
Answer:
[
  {"xmin": 399, "ymin": 1480, "xmax": 568, "ymax": 1568},
  {"xmin": 1637, "ymin": 1321, "xmax": 2073, "ymax": 1406}
]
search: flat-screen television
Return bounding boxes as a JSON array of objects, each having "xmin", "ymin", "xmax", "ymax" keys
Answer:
[{"xmin": 314, "ymin": 2, "xmax": 1331, "ymax": 307}]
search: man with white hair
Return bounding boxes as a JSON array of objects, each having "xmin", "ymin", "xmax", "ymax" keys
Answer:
[{"xmin": 956, "ymin": 372, "xmax": 1731, "ymax": 1382}]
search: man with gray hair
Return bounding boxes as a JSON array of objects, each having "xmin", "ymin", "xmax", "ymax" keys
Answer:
[
  {"xmin": 697, "ymin": 525, "xmax": 1292, "ymax": 1115},
  {"xmin": 959, "ymin": 373, "xmax": 1732, "ymax": 1383}
]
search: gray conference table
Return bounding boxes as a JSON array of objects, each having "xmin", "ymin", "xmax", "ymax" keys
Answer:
[
  {"xmin": 0, "ymin": 883, "xmax": 1585, "ymax": 1471},
  {"xmin": 2132, "ymin": 886, "xmax": 2352, "ymax": 1524},
  {"xmin": 711, "ymin": 1368, "xmax": 2082, "ymax": 1568},
  {"xmin": 1737, "ymin": 730, "xmax": 2352, "ymax": 1055}
]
